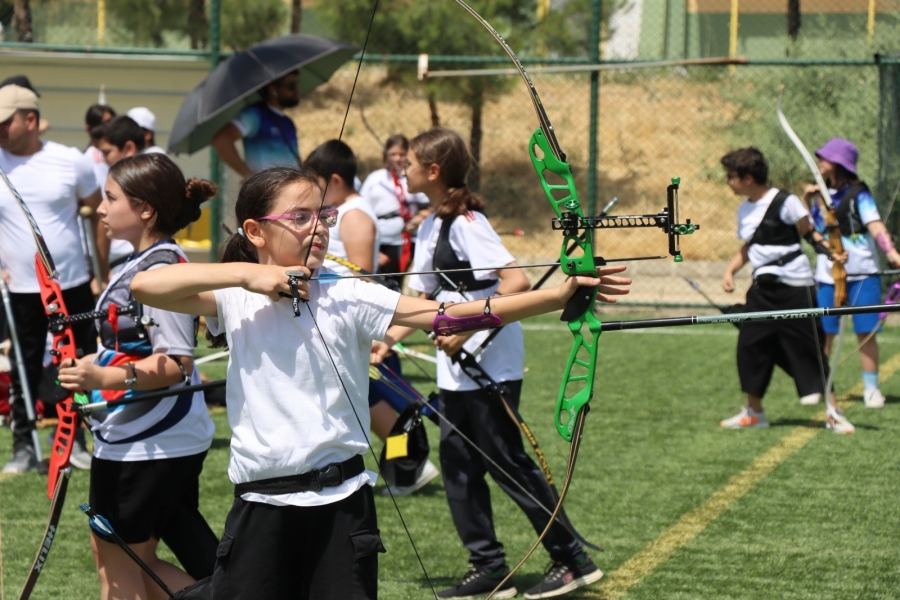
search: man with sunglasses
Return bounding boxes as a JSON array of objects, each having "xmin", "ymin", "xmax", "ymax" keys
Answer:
[
  {"xmin": 212, "ymin": 72, "xmax": 301, "ymax": 179},
  {"xmin": 0, "ymin": 83, "xmax": 102, "ymax": 473}
]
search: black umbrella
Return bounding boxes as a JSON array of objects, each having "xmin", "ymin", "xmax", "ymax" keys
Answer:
[{"xmin": 168, "ymin": 34, "xmax": 359, "ymax": 154}]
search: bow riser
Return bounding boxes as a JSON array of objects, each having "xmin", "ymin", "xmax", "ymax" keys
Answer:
[
  {"xmin": 529, "ymin": 129, "xmax": 602, "ymax": 441},
  {"xmin": 36, "ymin": 255, "xmax": 81, "ymax": 498}
]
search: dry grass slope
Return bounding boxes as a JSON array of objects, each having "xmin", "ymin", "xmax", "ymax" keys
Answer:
[{"xmin": 288, "ymin": 66, "xmax": 745, "ymax": 265}]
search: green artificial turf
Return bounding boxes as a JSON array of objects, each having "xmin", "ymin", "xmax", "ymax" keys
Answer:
[{"xmin": 1, "ymin": 313, "xmax": 898, "ymax": 598}]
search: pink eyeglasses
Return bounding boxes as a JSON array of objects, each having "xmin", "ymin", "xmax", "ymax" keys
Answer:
[{"xmin": 257, "ymin": 208, "xmax": 339, "ymax": 231}]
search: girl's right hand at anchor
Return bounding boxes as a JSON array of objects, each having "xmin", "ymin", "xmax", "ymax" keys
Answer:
[{"xmin": 242, "ymin": 264, "xmax": 311, "ymax": 302}]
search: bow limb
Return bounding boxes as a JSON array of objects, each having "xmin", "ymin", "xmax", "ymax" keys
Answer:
[
  {"xmin": 777, "ymin": 86, "xmax": 848, "ymax": 306},
  {"xmin": 0, "ymin": 166, "xmax": 84, "ymax": 600},
  {"xmin": 487, "ymin": 409, "xmax": 589, "ymax": 600}
]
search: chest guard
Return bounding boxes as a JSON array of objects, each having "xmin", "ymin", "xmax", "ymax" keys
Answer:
[
  {"xmin": 433, "ymin": 214, "xmax": 497, "ymax": 294},
  {"xmin": 99, "ymin": 249, "xmax": 187, "ymax": 355},
  {"xmin": 834, "ymin": 183, "xmax": 868, "ymax": 237},
  {"xmin": 748, "ymin": 190, "xmax": 799, "ymax": 248}
]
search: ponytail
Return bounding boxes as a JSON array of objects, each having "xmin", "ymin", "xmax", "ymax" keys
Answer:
[{"xmin": 409, "ymin": 127, "xmax": 484, "ymax": 218}]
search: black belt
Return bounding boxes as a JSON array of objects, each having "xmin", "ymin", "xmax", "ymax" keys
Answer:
[{"xmin": 234, "ymin": 455, "xmax": 365, "ymax": 497}]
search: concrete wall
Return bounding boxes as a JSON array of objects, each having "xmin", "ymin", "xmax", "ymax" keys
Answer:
[
  {"xmin": 0, "ymin": 49, "xmax": 244, "ymax": 258},
  {"xmin": 632, "ymin": 0, "xmax": 899, "ymax": 60}
]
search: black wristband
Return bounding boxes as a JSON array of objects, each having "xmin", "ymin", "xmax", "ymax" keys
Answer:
[
  {"xmin": 803, "ymin": 230, "xmax": 832, "ymax": 256},
  {"xmin": 813, "ymin": 240, "xmax": 832, "ymax": 256}
]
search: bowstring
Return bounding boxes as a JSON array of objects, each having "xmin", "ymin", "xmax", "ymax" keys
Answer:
[
  {"xmin": 306, "ymin": 310, "xmax": 436, "ymax": 595},
  {"xmin": 300, "ymin": 0, "xmax": 379, "ymax": 269},
  {"xmin": 293, "ymin": 0, "xmax": 437, "ymax": 593},
  {"xmin": 798, "ymin": 173, "xmax": 864, "ymax": 412},
  {"xmin": 794, "ymin": 167, "xmax": 833, "ymax": 410},
  {"xmin": 373, "ymin": 362, "xmax": 584, "ymax": 527}
]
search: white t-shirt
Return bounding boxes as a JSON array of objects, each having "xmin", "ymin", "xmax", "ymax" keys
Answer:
[
  {"xmin": 737, "ymin": 188, "xmax": 814, "ymax": 287},
  {"xmin": 324, "ymin": 195, "xmax": 380, "ymax": 277},
  {"xmin": 144, "ymin": 145, "xmax": 167, "ymax": 155},
  {"xmin": 84, "ymin": 145, "xmax": 109, "ymax": 193},
  {"xmin": 206, "ymin": 273, "xmax": 400, "ymax": 507},
  {"xmin": 0, "ymin": 141, "xmax": 98, "ymax": 292},
  {"xmin": 360, "ymin": 168, "xmax": 430, "ymax": 246},
  {"xmin": 408, "ymin": 212, "xmax": 524, "ymax": 390},
  {"xmin": 88, "ymin": 245, "xmax": 214, "ymax": 461}
]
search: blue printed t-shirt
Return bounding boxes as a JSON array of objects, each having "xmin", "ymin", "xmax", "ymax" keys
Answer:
[
  {"xmin": 231, "ymin": 102, "xmax": 299, "ymax": 174},
  {"xmin": 810, "ymin": 185, "xmax": 881, "ymax": 284}
]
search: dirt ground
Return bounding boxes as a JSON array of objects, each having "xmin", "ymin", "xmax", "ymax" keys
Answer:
[{"xmin": 289, "ymin": 66, "xmax": 745, "ymax": 270}]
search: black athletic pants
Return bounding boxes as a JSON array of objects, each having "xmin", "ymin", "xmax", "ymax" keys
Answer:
[
  {"xmin": 211, "ymin": 486, "xmax": 384, "ymax": 600},
  {"xmin": 737, "ymin": 280, "xmax": 829, "ymax": 398},
  {"xmin": 7, "ymin": 282, "xmax": 96, "ymax": 452},
  {"xmin": 439, "ymin": 380, "xmax": 582, "ymax": 572}
]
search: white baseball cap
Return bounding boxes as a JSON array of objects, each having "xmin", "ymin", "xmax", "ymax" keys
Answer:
[
  {"xmin": 126, "ymin": 106, "xmax": 156, "ymax": 131},
  {"xmin": 0, "ymin": 85, "xmax": 39, "ymax": 123}
]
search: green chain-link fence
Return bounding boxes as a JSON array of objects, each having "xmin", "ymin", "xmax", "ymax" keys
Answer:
[{"xmin": 1, "ymin": 0, "xmax": 899, "ymax": 306}]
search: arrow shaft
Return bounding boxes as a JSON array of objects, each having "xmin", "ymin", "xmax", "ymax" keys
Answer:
[
  {"xmin": 310, "ymin": 254, "xmax": 665, "ymax": 282},
  {"xmin": 601, "ymin": 302, "xmax": 900, "ymax": 331}
]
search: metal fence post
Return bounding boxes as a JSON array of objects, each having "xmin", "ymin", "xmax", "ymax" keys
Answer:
[
  {"xmin": 587, "ymin": 0, "xmax": 601, "ymax": 223},
  {"xmin": 208, "ymin": 0, "xmax": 222, "ymax": 262}
]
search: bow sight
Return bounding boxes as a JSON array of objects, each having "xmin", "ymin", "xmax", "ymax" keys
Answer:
[{"xmin": 551, "ymin": 178, "xmax": 700, "ymax": 263}]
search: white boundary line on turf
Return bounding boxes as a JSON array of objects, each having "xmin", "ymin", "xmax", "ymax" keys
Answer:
[
  {"xmin": 195, "ymin": 350, "xmax": 230, "ymax": 365},
  {"xmin": 590, "ymin": 350, "xmax": 900, "ymax": 600}
]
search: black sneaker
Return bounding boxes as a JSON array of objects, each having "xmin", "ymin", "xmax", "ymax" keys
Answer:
[
  {"xmin": 436, "ymin": 565, "xmax": 518, "ymax": 599},
  {"xmin": 523, "ymin": 554, "xmax": 603, "ymax": 599}
]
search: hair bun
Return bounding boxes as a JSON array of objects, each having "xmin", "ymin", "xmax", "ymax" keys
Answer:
[
  {"xmin": 185, "ymin": 178, "xmax": 218, "ymax": 204},
  {"xmin": 171, "ymin": 178, "xmax": 216, "ymax": 230},
  {"xmin": 184, "ymin": 177, "xmax": 219, "ymax": 204}
]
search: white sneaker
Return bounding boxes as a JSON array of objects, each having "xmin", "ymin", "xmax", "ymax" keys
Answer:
[
  {"xmin": 863, "ymin": 388, "xmax": 886, "ymax": 409},
  {"xmin": 382, "ymin": 459, "xmax": 440, "ymax": 497},
  {"xmin": 826, "ymin": 408, "xmax": 855, "ymax": 434},
  {"xmin": 800, "ymin": 393, "xmax": 822, "ymax": 406},
  {"xmin": 2, "ymin": 447, "xmax": 37, "ymax": 474},
  {"xmin": 720, "ymin": 406, "xmax": 769, "ymax": 429}
]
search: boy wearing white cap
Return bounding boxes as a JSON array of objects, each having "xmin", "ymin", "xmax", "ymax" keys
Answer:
[{"xmin": 126, "ymin": 107, "xmax": 167, "ymax": 155}]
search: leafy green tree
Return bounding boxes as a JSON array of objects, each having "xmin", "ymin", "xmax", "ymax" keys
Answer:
[
  {"xmin": 106, "ymin": 0, "xmax": 286, "ymax": 50},
  {"xmin": 107, "ymin": 0, "xmax": 187, "ymax": 47},
  {"xmin": 318, "ymin": 0, "xmax": 540, "ymax": 190},
  {"xmin": 220, "ymin": 0, "xmax": 286, "ymax": 50},
  {"xmin": 532, "ymin": 0, "xmax": 620, "ymax": 58}
]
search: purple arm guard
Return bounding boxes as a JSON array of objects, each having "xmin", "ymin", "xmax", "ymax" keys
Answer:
[
  {"xmin": 876, "ymin": 231, "xmax": 896, "ymax": 255},
  {"xmin": 432, "ymin": 299, "xmax": 503, "ymax": 336},
  {"xmin": 880, "ymin": 281, "xmax": 900, "ymax": 320}
]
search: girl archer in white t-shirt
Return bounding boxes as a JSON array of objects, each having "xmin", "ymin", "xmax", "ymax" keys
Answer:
[
  {"xmin": 130, "ymin": 164, "xmax": 629, "ymax": 600},
  {"xmin": 381, "ymin": 128, "xmax": 604, "ymax": 599},
  {"xmin": 58, "ymin": 153, "xmax": 218, "ymax": 599}
]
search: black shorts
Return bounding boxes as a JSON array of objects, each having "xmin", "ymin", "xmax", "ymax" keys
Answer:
[
  {"xmin": 89, "ymin": 451, "xmax": 210, "ymax": 545},
  {"xmin": 212, "ymin": 486, "xmax": 384, "ymax": 600}
]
